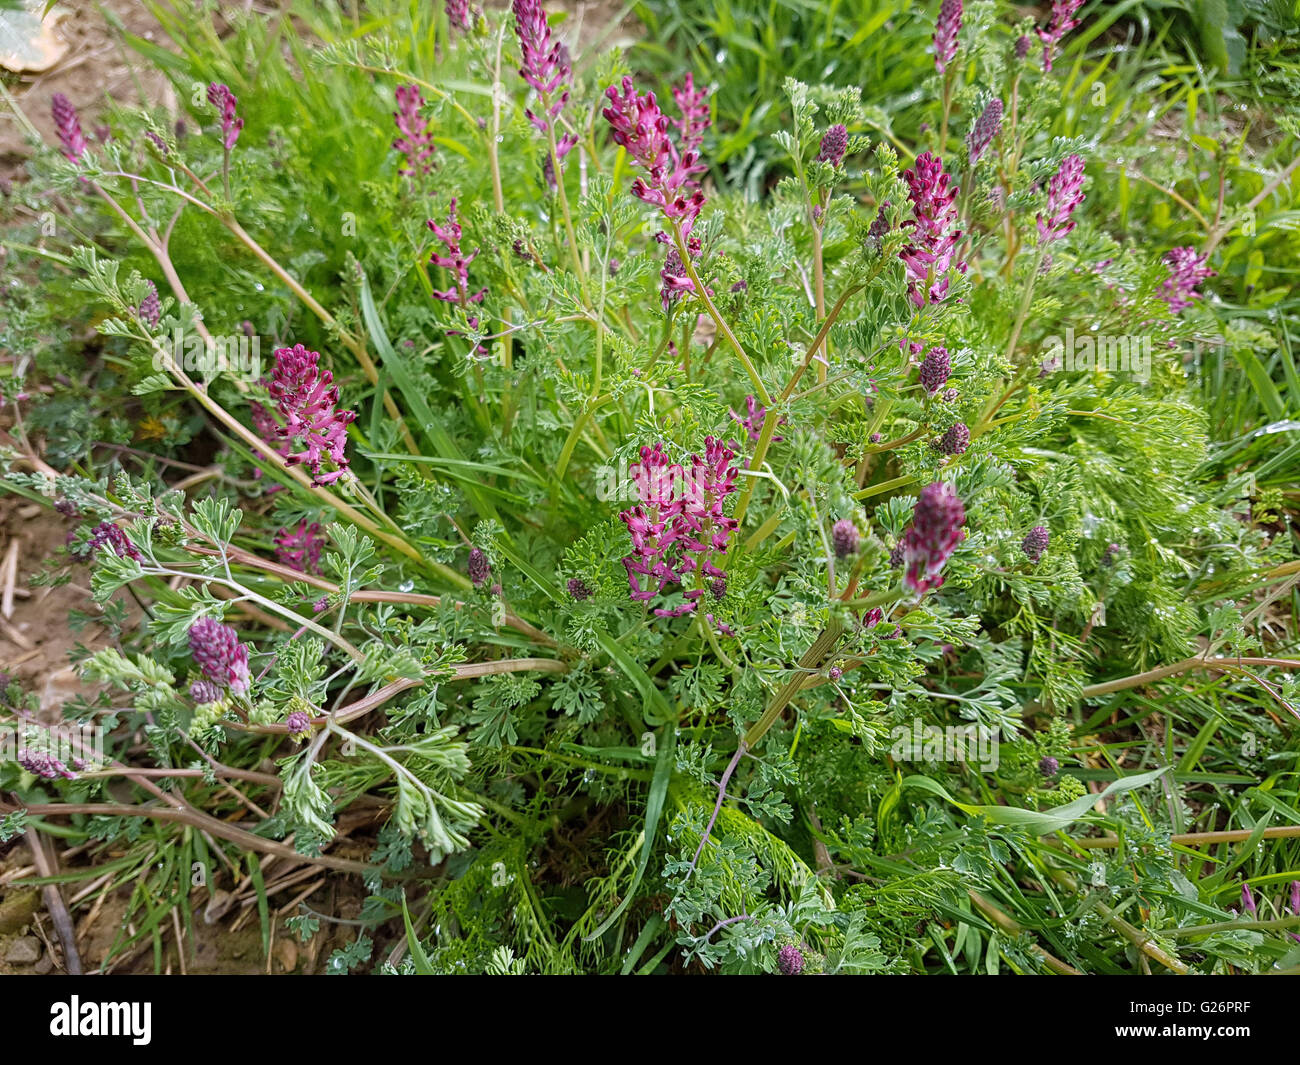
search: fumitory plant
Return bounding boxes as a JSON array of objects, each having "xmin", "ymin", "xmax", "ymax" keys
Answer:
[{"xmin": 0, "ymin": 0, "xmax": 1297, "ymax": 975}]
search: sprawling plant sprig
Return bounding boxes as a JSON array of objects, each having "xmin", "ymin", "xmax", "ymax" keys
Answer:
[{"xmin": 3, "ymin": 0, "xmax": 1298, "ymax": 978}]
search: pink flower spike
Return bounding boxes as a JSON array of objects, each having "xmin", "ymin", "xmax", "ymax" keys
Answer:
[
  {"xmin": 268, "ymin": 344, "xmax": 357, "ymax": 486},
  {"xmin": 603, "ymin": 76, "xmax": 707, "ymax": 234},
  {"xmin": 188, "ymin": 617, "xmax": 252, "ymax": 695},
  {"xmin": 1037, "ymin": 0, "xmax": 1085, "ymax": 73},
  {"xmin": 446, "ymin": 0, "xmax": 473, "ymax": 31},
  {"xmin": 51, "ymin": 93, "xmax": 88, "ymax": 163},
  {"xmin": 392, "ymin": 84, "xmax": 436, "ymax": 178},
  {"xmin": 1160, "ymin": 246, "xmax": 1214, "ymax": 313},
  {"xmin": 671, "ymin": 73, "xmax": 711, "ymax": 158},
  {"xmin": 206, "ymin": 83, "xmax": 243, "ymax": 151},
  {"xmin": 899, "ymin": 152, "xmax": 963, "ymax": 307},
  {"xmin": 428, "ymin": 199, "xmax": 488, "ymax": 307},
  {"xmin": 933, "ymin": 0, "xmax": 963, "ymax": 73},
  {"xmin": 1036, "ymin": 154, "xmax": 1085, "ymax": 244},
  {"xmin": 900, "ymin": 481, "xmax": 966, "ymax": 594},
  {"xmin": 274, "ymin": 520, "xmax": 325, "ymax": 574}
]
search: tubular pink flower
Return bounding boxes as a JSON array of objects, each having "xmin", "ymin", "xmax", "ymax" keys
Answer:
[
  {"xmin": 729, "ymin": 394, "xmax": 785, "ymax": 443},
  {"xmin": 392, "ymin": 84, "xmax": 436, "ymax": 178},
  {"xmin": 51, "ymin": 93, "xmax": 88, "ymax": 163},
  {"xmin": 188, "ymin": 617, "xmax": 251, "ymax": 695},
  {"xmin": 428, "ymin": 198, "xmax": 488, "ymax": 306},
  {"xmin": 1036, "ymin": 153, "xmax": 1085, "ymax": 243},
  {"xmin": 513, "ymin": 0, "xmax": 578, "ymax": 165},
  {"xmin": 206, "ymin": 83, "xmax": 243, "ymax": 151},
  {"xmin": 933, "ymin": 0, "xmax": 963, "ymax": 73},
  {"xmin": 899, "ymin": 481, "xmax": 966, "ymax": 594},
  {"xmin": 602, "ymin": 76, "xmax": 706, "ymax": 234},
  {"xmin": 274, "ymin": 520, "xmax": 325, "ymax": 574},
  {"xmin": 1160, "ymin": 246, "xmax": 1214, "ymax": 313},
  {"xmin": 899, "ymin": 152, "xmax": 963, "ymax": 308},
  {"xmin": 267, "ymin": 344, "xmax": 356, "ymax": 486},
  {"xmin": 1037, "ymin": 0, "xmax": 1085, "ymax": 73}
]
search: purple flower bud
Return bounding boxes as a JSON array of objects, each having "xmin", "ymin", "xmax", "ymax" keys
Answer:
[
  {"xmin": 468, "ymin": 547, "xmax": 491, "ymax": 587},
  {"xmin": 1039, "ymin": 755, "xmax": 1059, "ymax": 778},
  {"xmin": 138, "ymin": 281, "xmax": 161, "ymax": 330},
  {"xmin": 285, "ymin": 710, "xmax": 311, "ymax": 738},
  {"xmin": 967, "ymin": 98, "xmax": 1003, "ymax": 165},
  {"xmin": 899, "ymin": 482, "xmax": 966, "ymax": 594},
  {"xmin": 313, "ymin": 596, "xmax": 330, "ymax": 613},
  {"xmin": 933, "ymin": 0, "xmax": 963, "ymax": 73},
  {"xmin": 88, "ymin": 520, "xmax": 143, "ymax": 562},
  {"xmin": 709, "ymin": 577, "xmax": 727, "ymax": 600},
  {"xmin": 188, "ymin": 617, "xmax": 251, "ymax": 695},
  {"xmin": 51, "ymin": 93, "xmax": 88, "ymax": 163},
  {"xmin": 828, "ymin": 665, "xmax": 843, "ymax": 680},
  {"xmin": 190, "ymin": 679, "xmax": 223, "ymax": 704},
  {"xmin": 206, "ymin": 83, "xmax": 243, "ymax": 151},
  {"xmin": 1022, "ymin": 525, "xmax": 1049, "ymax": 562},
  {"xmin": 869, "ymin": 432, "xmax": 882, "ymax": 444},
  {"xmin": 18, "ymin": 748, "xmax": 77, "ymax": 780},
  {"xmin": 889, "ymin": 541, "xmax": 905, "ymax": 568},
  {"xmin": 1241, "ymin": 883, "xmax": 1257, "ymax": 917},
  {"xmin": 832, "ymin": 519, "xmax": 860, "ymax": 559},
  {"xmin": 1102, "ymin": 542, "xmax": 1121, "ymax": 565},
  {"xmin": 919, "ymin": 346, "xmax": 950, "ymax": 394},
  {"xmin": 567, "ymin": 577, "xmax": 593, "ymax": 601},
  {"xmin": 1015, "ymin": 34, "xmax": 1031, "ymax": 60},
  {"xmin": 938, "ymin": 422, "xmax": 970, "ymax": 455},
  {"xmin": 777, "ymin": 943, "xmax": 805, "ymax": 975},
  {"xmin": 942, "ymin": 387, "xmax": 959, "ymax": 403},
  {"xmin": 866, "ymin": 200, "xmax": 891, "ymax": 250},
  {"xmin": 816, "ymin": 123, "xmax": 848, "ymax": 167}
]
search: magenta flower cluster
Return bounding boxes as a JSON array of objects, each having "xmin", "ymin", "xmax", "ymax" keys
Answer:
[
  {"xmin": 602, "ymin": 75, "xmax": 708, "ymax": 235},
  {"xmin": 620, "ymin": 438, "xmax": 740, "ymax": 617},
  {"xmin": 274, "ymin": 520, "xmax": 325, "ymax": 574},
  {"xmin": 51, "ymin": 93, "xmax": 88, "ymax": 163},
  {"xmin": 513, "ymin": 0, "xmax": 577, "ymax": 166},
  {"xmin": 428, "ymin": 198, "xmax": 487, "ymax": 307},
  {"xmin": 88, "ymin": 520, "xmax": 142, "ymax": 562},
  {"xmin": 446, "ymin": 0, "xmax": 473, "ymax": 31},
  {"xmin": 898, "ymin": 481, "xmax": 966, "ymax": 594},
  {"xmin": 1037, "ymin": 154, "xmax": 1085, "ymax": 243},
  {"xmin": 1037, "ymin": 0, "xmax": 1085, "ymax": 73},
  {"xmin": 188, "ymin": 617, "xmax": 251, "ymax": 696},
  {"xmin": 18, "ymin": 748, "xmax": 77, "ymax": 780},
  {"xmin": 1160, "ymin": 246, "xmax": 1214, "ymax": 313},
  {"xmin": 207, "ymin": 83, "xmax": 243, "ymax": 151},
  {"xmin": 138, "ymin": 281, "xmax": 161, "ymax": 330},
  {"xmin": 933, "ymin": 0, "xmax": 963, "ymax": 73},
  {"xmin": 266, "ymin": 344, "xmax": 357, "ymax": 486},
  {"xmin": 899, "ymin": 152, "xmax": 963, "ymax": 308},
  {"xmin": 392, "ymin": 84, "xmax": 436, "ymax": 178}
]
